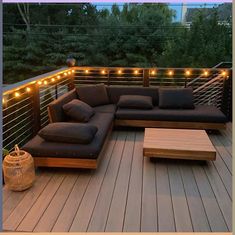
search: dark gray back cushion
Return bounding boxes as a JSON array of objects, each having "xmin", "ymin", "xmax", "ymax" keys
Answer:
[
  {"xmin": 48, "ymin": 89, "xmax": 78, "ymax": 123},
  {"xmin": 107, "ymin": 86, "xmax": 159, "ymax": 105},
  {"xmin": 159, "ymin": 87, "xmax": 195, "ymax": 109},
  {"xmin": 38, "ymin": 122, "xmax": 98, "ymax": 144},
  {"xmin": 117, "ymin": 95, "xmax": 153, "ymax": 109},
  {"xmin": 77, "ymin": 83, "xmax": 110, "ymax": 107},
  {"xmin": 63, "ymin": 99, "xmax": 95, "ymax": 122}
]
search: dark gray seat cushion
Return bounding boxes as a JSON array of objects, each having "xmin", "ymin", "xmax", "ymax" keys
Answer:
[
  {"xmin": 116, "ymin": 105, "xmax": 227, "ymax": 123},
  {"xmin": 93, "ymin": 104, "xmax": 117, "ymax": 113},
  {"xmin": 159, "ymin": 87, "xmax": 195, "ymax": 109},
  {"xmin": 117, "ymin": 95, "xmax": 153, "ymax": 109},
  {"xmin": 107, "ymin": 86, "xmax": 159, "ymax": 105},
  {"xmin": 48, "ymin": 89, "xmax": 78, "ymax": 122},
  {"xmin": 38, "ymin": 122, "xmax": 98, "ymax": 144},
  {"xmin": 22, "ymin": 112, "xmax": 114, "ymax": 159},
  {"xmin": 77, "ymin": 83, "xmax": 110, "ymax": 107},
  {"xmin": 63, "ymin": 99, "xmax": 94, "ymax": 122}
]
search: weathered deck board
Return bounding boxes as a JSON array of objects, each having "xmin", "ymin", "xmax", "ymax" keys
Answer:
[{"xmin": 3, "ymin": 124, "xmax": 232, "ymax": 232}]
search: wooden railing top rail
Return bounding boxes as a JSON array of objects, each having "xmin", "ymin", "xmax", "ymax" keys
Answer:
[{"xmin": 3, "ymin": 67, "xmax": 69, "ymax": 94}]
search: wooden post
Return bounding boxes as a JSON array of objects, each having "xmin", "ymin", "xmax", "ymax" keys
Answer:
[
  {"xmin": 143, "ymin": 69, "xmax": 150, "ymax": 87},
  {"xmin": 32, "ymin": 83, "xmax": 41, "ymax": 135},
  {"xmin": 68, "ymin": 69, "xmax": 75, "ymax": 91}
]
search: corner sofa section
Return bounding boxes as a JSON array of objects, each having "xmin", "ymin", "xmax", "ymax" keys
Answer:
[{"xmin": 22, "ymin": 85, "xmax": 227, "ymax": 169}]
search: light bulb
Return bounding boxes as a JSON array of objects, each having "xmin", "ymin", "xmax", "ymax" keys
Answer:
[
  {"xmin": 57, "ymin": 75, "xmax": 61, "ymax": 79},
  {"xmin": 151, "ymin": 70, "xmax": 156, "ymax": 75},
  {"xmin": 72, "ymin": 70, "xmax": 75, "ymax": 73},
  {"xmin": 44, "ymin": 81, "xmax": 48, "ymax": 85},
  {"xmin": 26, "ymin": 87, "xmax": 31, "ymax": 92},
  {"xmin": 64, "ymin": 72, "xmax": 67, "ymax": 76},
  {"xmin": 51, "ymin": 78, "xmax": 55, "ymax": 82},
  {"xmin": 38, "ymin": 81, "xmax": 42, "ymax": 85},
  {"xmin": 168, "ymin": 70, "xmax": 173, "ymax": 76},
  {"xmin": 101, "ymin": 70, "xmax": 106, "ymax": 74},
  {"xmin": 118, "ymin": 70, "xmax": 122, "ymax": 74},
  {"xmin": 85, "ymin": 70, "xmax": 89, "ymax": 73},
  {"xmin": 15, "ymin": 92, "xmax": 20, "ymax": 97},
  {"xmin": 204, "ymin": 71, "xmax": 209, "ymax": 76},
  {"xmin": 185, "ymin": 70, "xmax": 191, "ymax": 76}
]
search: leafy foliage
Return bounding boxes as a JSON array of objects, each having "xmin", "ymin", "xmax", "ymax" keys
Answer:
[{"xmin": 3, "ymin": 3, "xmax": 232, "ymax": 83}]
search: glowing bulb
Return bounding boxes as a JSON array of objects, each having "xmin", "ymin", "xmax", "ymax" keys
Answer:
[
  {"xmin": 72, "ymin": 70, "xmax": 75, "ymax": 73},
  {"xmin": 38, "ymin": 81, "xmax": 42, "ymax": 85},
  {"xmin": 151, "ymin": 70, "xmax": 156, "ymax": 75},
  {"xmin": 15, "ymin": 92, "xmax": 20, "ymax": 97},
  {"xmin": 57, "ymin": 75, "xmax": 61, "ymax": 79},
  {"xmin": 134, "ymin": 70, "xmax": 138, "ymax": 75},
  {"xmin": 204, "ymin": 71, "xmax": 209, "ymax": 76},
  {"xmin": 51, "ymin": 78, "xmax": 55, "ymax": 82},
  {"xmin": 2, "ymin": 98, "xmax": 5, "ymax": 104},
  {"xmin": 118, "ymin": 70, "xmax": 122, "ymax": 74},
  {"xmin": 64, "ymin": 72, "xmax": 67, "ymax": 76},
  {"xmin": 185, "ymin": 70, "xmax": 191, "ymax": 76},
  {"xmin": 85, "ymin": 70, "xmax": 89, "ymax": 74},
  {"xmin": 168, "ymin": 70, "xmax": 173, "ymax": 76},
  {"xmin": 44, "ymin": 81, "xmax": 48, "ymax": 85},
  {"xmin": 221, "ymin": 70, "xmax": 227, "ymax": 77},
  {"xmin": 101, "ymin": 70, "xmax": 106, "ymax": 74},
  {"xmin": 26, "ymin": 87, "xmax": 31, "ymax": 92},
  {"xmin": 68, "ymin": 71, "xmax": 71, "ymax": 75}
]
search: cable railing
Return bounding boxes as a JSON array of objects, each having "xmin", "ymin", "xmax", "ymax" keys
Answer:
[{"xmin": 2, "ymin": 65, "xmax": 232, "ymax": 152}]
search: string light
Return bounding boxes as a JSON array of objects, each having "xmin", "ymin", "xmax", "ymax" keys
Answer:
[
  {"xmin": 168, "ymin": 70, "xmax": 174, "ymax": 76},
  {"xmin": 14, "ymin": 92, "xmax": 20, "ymax": 97},
  {"xmin": 101, "ymin": 70, "xmax": 106, "ymax": 74},
  {"xmin": 44, "ymin": 81, "xmax": 48, "ymax": 85},
  {"xmin": 134, "ymin": 70, "xmax": 138, "ymax": 75},
  {"xmin": 68, "ymin": 71, "xmax": 71, "ymax": 75},
  {"xmin": 118, "ymin": 69, "xmax": 122, "ymax": 74},
  {"xmin": 26, "ymin": 87, "xmax": 31, "ymax": 92},
  {"xmin": 85, "ymin": 70, "xmax": 89, "ymax": 73},
  {"xmin": 72, "ymin": 70, "xmax": 75, "ymax": 73},
  {"xmin": 38, "ymin": 81, "xmax": 42, "ymax": 85},
  {"xmin": 203, "ymin": 70, "xmax": 209, "ymax": 76},
  {"xmin": 51, "ymin": 78, "xmax": 55, "ymax": 82},
  {"xmin": 64, "ymin": 72, "xmax": 67, "ymax": 76},
  {"xmin": 2, "ymin": 98, "xmax": 5, "ymax": 104},
  {"xmin": 221, "ymin": 70, "xmax": 228, "ymax": 77},
  {"xmin": 185, "ymin": 70, "xmax": 191, "ymax": 76},
  {"xmin": 151, "ymin": 70, "xmax": 156, "ymax": 75},
  {"xmin": 57, "ymin": 75, "xmax": 61, "ymax": 79}
]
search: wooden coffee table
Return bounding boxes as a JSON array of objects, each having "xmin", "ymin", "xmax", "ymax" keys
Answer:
[{"xmin": 143, "ymin": 128, "xmax": 216, "ymax": 161}]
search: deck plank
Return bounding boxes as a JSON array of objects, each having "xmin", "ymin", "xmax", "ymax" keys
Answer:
[
  {"xmin": 69, "ymin": 131, "xmax": 124, "ymax": 232},
  {"xmin": 192, "ymin": 165, "xmax": 228, "ymax": 232},
  {"xmin": 203, "ymin": 162, "xmax": 232, "ymax": 230},
  {"xmin": 180, "ymin": 164, "xmax": 211, "ymax": 232},
  {"xmin": 51, "ymin": 172, "xmax": 91, "ymax": 232},
  {"xmin": 155, "ymin": 161, "xmax": 175, "ymax": 232},
  {"xmin": 141, "ymin": 157, "xmax": 158, "ymax": 231},
  {"xmin": 123, "ymin": 132, "xmax": 144, "ymax": 232},
  {"xmin": 3, "ymin": 172, "xmax": 52, "ymax": 231},
  {"xmin": 168, "ymin": 163, "xmax": 193, "ymax": 232},
  {"xmin": 17, "ymin": 173, "xmax": 66, "ymax": 232},
  {"xmin": 33, "ymin": 172, "xmax": 78, "ymax": 232},
  {"xmin": 86, "ymin": 132, "xmax": 127, "ymax": 232},
  {"xmin": 105, "ymin": 132, "xmax": 135, "ymax": 232}
]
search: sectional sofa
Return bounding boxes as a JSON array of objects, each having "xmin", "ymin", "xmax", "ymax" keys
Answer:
[{"xmin": 22, "ymin": 84, "xmax": 227, "ymax": 169}]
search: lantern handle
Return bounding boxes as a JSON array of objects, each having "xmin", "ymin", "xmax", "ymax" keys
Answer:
[{"xmin": 14, "ymin": 144, "xmax": 20, "ymax": 156}]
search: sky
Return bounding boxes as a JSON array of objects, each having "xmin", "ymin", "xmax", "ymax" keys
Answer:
[{"xmin": 94, "ymin": 2, "xmax": 224, "ymax": 22}]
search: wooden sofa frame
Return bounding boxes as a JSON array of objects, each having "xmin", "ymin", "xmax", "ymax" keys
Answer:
[{"xmin": 114, "ymin": 119, "xmax": 226, "ymax": 130}]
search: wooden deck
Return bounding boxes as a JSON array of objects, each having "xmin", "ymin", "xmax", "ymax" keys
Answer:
[{"xmin": 3, "ymin": 123, "xmax": 232, "ymax": 232}]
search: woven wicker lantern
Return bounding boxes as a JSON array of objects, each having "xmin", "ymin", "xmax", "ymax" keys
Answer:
[{"xmin": 3, "ymin": 145, "xmax": 35, "ymax": 191}]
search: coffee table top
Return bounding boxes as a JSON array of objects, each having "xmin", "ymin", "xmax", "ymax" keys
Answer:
[{"xmin": 143, "ymin": 128, "xmax": 216, "ymax": 160}]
